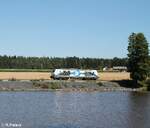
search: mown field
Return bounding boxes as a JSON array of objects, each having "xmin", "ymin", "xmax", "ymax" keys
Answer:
[{"xmin": 0, "ymin": 72, "xmax": 130, "ymax": 81}]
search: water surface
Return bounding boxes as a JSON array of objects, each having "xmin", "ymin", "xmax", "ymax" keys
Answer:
[{"xmin": 0, "ymin": 91, "xmax": 149, "ymax": 128}]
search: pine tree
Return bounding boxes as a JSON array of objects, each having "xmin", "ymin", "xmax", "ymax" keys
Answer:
[{"xmin": 128, "ymin": 33, "xmax": 149, "ymax": 84}]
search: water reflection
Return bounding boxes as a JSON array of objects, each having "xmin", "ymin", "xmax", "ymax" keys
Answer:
[
  {"xmin": 127, "ymin": 92, "xmax": 150, "ymax": 128},
  {"xmin": 0, "ymin": 92, "xmax": 149, "ymax": 128}
]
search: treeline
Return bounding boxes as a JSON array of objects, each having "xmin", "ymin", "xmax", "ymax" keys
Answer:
[{"xmin": 0, "ymin": 55, "xmax": 128, "ymax": 70}]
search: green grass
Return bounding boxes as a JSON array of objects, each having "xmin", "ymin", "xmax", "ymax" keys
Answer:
[{"xmin": 0, "ymin": 69, "xmax": 51, "ymax": 72}]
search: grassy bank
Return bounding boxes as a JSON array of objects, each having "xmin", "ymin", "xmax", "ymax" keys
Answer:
[
  {"xmin": 32, "ymin": 80, "xmax": 147, "ymax": 92},
  {"xmin": 0, "ymin": 80, "xmax": 145, "ymax": 92},
  {"xmin": 0, "ymin": 80, "xmax": 143, "ymax": 92}
]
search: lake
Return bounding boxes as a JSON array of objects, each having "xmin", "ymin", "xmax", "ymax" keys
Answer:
[{"xmin": 0, "ymin": 91, "xmax": 150, "ymax": 128}]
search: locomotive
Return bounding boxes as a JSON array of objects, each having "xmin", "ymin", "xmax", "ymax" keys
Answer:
[{"xmin": 50, "ymin": 69, "xmax": 99, "ymax": 80}]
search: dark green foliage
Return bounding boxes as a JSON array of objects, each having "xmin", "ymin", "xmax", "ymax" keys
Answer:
[
  {"xmin": 97, "ymin": 82, "xmax": 103, "ymax": 86},
  {"xmin": 145, "ymin": 79, "xmax": 150, "ymax": 84},
  {"xmin": 148, "ymin": 56, "xmax": 150, "ymax": 77},
  {"xmin": 128, "ymin": 33, "xmax": 149, "ymax": 82},
  {"xmin": 146, "ymin": 79, "xmax": 150, "ymax": 91},
  {"xmin": 0, "ymin": 55, "xmax": 127, "ymax": 70},
  {"xmin": 147, "ymin": 86, "xmax": 150, "ymax": 91},
  {"xmin": 111, "ymin": 80, "xmax": 141, "ymax": 88}
]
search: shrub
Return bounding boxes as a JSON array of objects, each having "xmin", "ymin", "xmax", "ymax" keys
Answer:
[
  {"xmin": 41, "ymin": 84, "xmax": 49, "ymax": 89},
  {"xmin": 146, "ymin": 79, "xmax": 150, "ymax": 91},
  {"xmin": 32, "ymin": 82, "xmax": 41, "ymax": 87},
  {"xmin": 50, "ymin": 82, "xmax": 61, "ymax": 89},
  {"xmin": 147, "ymin": 86, "xmax": 150, "ymax": 91},
  {"xmin": 97, "ymin": 82, "xmax": 103, "ymax": 86}
]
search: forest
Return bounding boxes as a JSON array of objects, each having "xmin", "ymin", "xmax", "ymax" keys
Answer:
[{"xmin": 0, "ymin": 55, "xmax": 128, "ymax": 70}]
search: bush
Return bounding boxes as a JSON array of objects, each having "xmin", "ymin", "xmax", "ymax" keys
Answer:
[
  {"xmin": 41, "ymin": 84, "xmax": 49, "ymax": 89},
  {"xmin": 32, "ymin": 82, "xmax": 41, "ymax": 87},
  {"xmin": 146, "ymin": 79, "xmax": 150, "ymax": 84},
  {"xmin": 32, "ymin": 81, "xmax": 62, "ymax": 89},
  {"xmin": 146, "ymin": 79, "xmax": 150, "ymax": 91},
  {"xmin": 147, "ymin": 86, "xmax": 150, "ymax": 91},
  {"xmin": 50, "ymin": 82, "xmax": 62, "ymax": 89},
  {"xmin": 97, "ymin": 82, "xmax": 103, "ymax": 86}
]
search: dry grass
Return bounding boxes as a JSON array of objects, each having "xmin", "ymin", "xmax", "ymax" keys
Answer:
[
  {"xmin": 0, "ymin": 72, "xmax": 50, "ymax": 80},
  {"xmin": 99, "ymin": 72, "xmax": 130, "ymax": 81},
  {"xmin": 0, "ymin": 72, "xmax": 130, "ymax": 81}
]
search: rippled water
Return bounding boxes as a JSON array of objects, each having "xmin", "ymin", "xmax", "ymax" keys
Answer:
[{"xmin": 0, "ymin": 91, "xmax": 150, "ymax": 128}]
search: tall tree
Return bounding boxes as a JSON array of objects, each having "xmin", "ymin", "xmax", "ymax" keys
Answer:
[{"xmin": 127, "ymin": 33, "xmax": 149, "ymax": 84}]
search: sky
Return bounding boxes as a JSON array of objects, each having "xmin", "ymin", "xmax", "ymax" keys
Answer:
[{"xmin": 0, "ymin": 0, "xmax": 150, "ymax": 58}]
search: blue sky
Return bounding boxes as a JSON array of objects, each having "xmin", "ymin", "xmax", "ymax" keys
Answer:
[{"xmin": 0, "ymin": 0, "xmax": 150, "ymax": 58}]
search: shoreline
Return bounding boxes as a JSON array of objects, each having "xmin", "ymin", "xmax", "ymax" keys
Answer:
[{"xmin": 0, "ymin": 80, "xmax": 145, "ymax": 92}]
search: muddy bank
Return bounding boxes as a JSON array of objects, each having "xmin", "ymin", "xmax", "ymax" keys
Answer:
[{"xmin": 0, "ymin": 80, "xmax": 143, "ymax": 92}]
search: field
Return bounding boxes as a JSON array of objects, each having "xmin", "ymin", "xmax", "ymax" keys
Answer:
[
  {"xmin": 99, "ymin": 72, "xmax": 130, "ymax": 81},
  {"xmin": 0, "ymin": 72, "xmax": 130, "ymax": 81}
]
